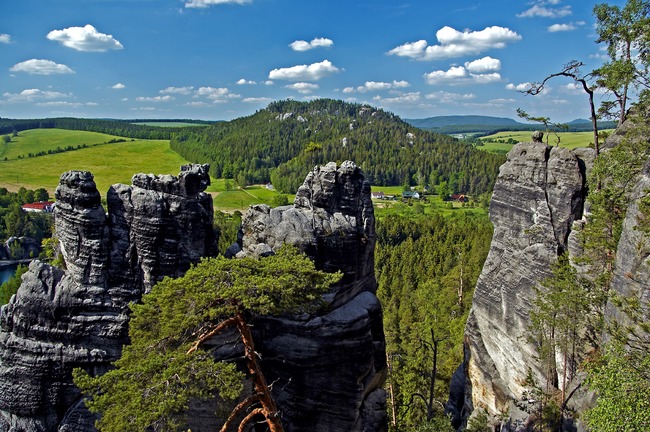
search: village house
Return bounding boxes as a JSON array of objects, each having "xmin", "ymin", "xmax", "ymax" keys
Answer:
[
  {"xmin": 21, "ymin": 201, "xmax": 55, "ymax": 213},
  {"xmin": 401, "ymin": 191, "xmax": 420, "ymax": 200}
]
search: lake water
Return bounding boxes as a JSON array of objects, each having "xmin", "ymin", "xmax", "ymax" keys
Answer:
[{"xmin": 0, "ymin": 264, "xmax": 18, "ymax": 285}]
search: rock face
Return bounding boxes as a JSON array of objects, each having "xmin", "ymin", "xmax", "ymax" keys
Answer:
[
  {"xmin": 228, "ymin": 161, "xmax": 387, "ymax": 431},
  {"xmin": 0, "ymin": 160, "xmax": 386, "ymax": 432},
  {"xmin": 0, "ymin": 164, "xmax": 215, "ymax": 431},
  {"xmin": 457, "ymin": 142, "xmax": 591, "ymax": 424}
]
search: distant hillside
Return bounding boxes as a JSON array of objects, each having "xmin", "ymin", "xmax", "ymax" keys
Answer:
[
  {"xmin": 405, "ymin": 115, "xmax": 617, "ymax": 134},
  {"xmin": 0, "ymin": 117, "xmax": 210, "ymax": 140},
  {"xmin": 170, "ymin": 99, "xmax": 505, "ymax": 195},
  {"xmin": 405, "ymin": 115, "xmax": 522, "ymax": 129}
]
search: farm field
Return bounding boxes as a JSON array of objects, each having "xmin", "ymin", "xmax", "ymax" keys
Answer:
[
  {"xmin": 477, "ymin": 130, "xmax": 613, "ymax": 153},
  {"xmin": 0, "ymin": 138, "xmax": 189, "ymax": 195},
  {"xmin": 1, "ymin": 129, "xmax": 132, "ymax": 161},
  {"xmin": 209, "ymin": 184, "xmax": 292, "ymax": 212}
]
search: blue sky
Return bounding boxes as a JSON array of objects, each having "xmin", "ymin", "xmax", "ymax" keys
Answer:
[{"xmin": 0, "ymin": 0, "xmax": 621, "ymax": 122}]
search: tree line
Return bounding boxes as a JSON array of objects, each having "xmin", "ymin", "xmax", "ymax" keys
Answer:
[{"xmin": 0, "ymin": 117, "xmax": 210, "ymax": 140}]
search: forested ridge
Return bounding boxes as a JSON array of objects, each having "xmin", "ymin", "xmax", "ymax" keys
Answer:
[
  {"xmin": 170, "ymin": 99, "xmax": 505, "ymax": 195},
  {"xmin": 0, "ymin": 117, "xmax": 210, "ymax": 140}
]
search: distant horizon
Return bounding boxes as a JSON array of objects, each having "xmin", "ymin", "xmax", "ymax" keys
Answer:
[{"xmin": 0, "ymin": 101, "xmax": 598, "ymax": 125}]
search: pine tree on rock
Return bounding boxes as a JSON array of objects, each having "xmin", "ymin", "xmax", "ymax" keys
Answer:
[{"xmin": 74, "ymin": 245, "xmax": 341, "ymax": 432}]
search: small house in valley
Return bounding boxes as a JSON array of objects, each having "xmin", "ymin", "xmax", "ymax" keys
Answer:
[
  {"xmin": 21, "ymin": 201, "xmax": 55, "ymax": 213},
  {"xmin": 401, "ymin": 191, "xmax": 420, "ymax": 199}
]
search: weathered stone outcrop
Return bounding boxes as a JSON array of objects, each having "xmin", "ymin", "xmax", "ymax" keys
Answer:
[
  {"xmin": 228, "ymin": 161, "xmax": 387, "ymax": 431},
  {"xmin": 456, "ymin": 142, "xmax": 591, "ymax": 426},
  {"xmin": 0, "ymin": 160, "xmax": 386, "ymax": 432},
  {"xmin": 0, "ymin": 164, "xmax": 215, "ymax": 431}
]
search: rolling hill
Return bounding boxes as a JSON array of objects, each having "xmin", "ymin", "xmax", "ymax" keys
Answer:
[{"xmin": 170, "ymin": 99, "xmax": 506, "ymax": 195}]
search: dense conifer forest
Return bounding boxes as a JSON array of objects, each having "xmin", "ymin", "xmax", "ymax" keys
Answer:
[{"xmin": 170, "ymin": 99, "xmax": 506, "ymax": 195}]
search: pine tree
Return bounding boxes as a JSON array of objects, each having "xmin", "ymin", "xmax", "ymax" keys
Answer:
[{"xmin": 74, "ymin": 245, "xmax": 341, "ymax": 432}]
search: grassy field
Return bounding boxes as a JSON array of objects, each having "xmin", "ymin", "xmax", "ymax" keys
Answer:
[
  {"xmin": 211, "ymin": 185, "xmax": 292, "ymax": 211},
  {"xmin": 0, "ymin": 139, "xmax": 189, "ymax": 195},
  {"xmin": 477, "ymin": 130, "xmax": 613, "ymax": 153},
  {"xmin": 1, "ymin": 129, "xmax": 132, "ymax": 161}
]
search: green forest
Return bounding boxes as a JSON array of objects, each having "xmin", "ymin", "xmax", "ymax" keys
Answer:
[
  {"xmin": 170, "ymin": 99, "xmax": 505, "ymax": 195},
  {"xmin": 376, "ymin": 213, "xmax": 492, "ymax": 430}
]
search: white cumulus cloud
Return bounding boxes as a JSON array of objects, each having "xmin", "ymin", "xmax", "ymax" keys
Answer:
[
  {"xmin": 268, "ymin": 60, "xmax": 340, "ymax": 81},
  {"xmin": 185, "ymin": 0, "xmax": 251, "ymax": 8},
  {"xmin": 0, "ymin": 34, "xmax": 11, "ymax": 44},
  {"xmin": 506, "ymin": 82, "xmax": 534, "ymax": 91},
  {"xmin": 548, "ymin": 21, "xmax": 584, "ymax": 32},
  {"xmin": 465, "ymin": 56, "xmax": 501, "ymax": 73},
  {"xmin": 285, "ymin": 82, "xmax": 319, "ymax": 94},
  {"xmin": 112, "ymin": 83, "xmax": 126, "ymax": 90},
  {"xmin": 374, "ymin": 92, "xmax": 422, "ymax": 105},
  {"xmin": 387, "ymin": 26, "xmax": 521, "ymax": 61},
  {"xmin": 236, "ymin": 78, "xmax": 256, "ymax": 85},
  {"xmin": 195, "ymin": 87, "xmax": 240, "ymax": 101},
  {"xmin": 347, "ymin": 80, "xmax": 411, "ymax": 93},
  {"xmin": 160, "ymin": 86, "xmax": 194, "ymax": 95},
  {"xmin": 289, "ymin": 37, "xmax": 334, "ymax": 51},
  {"xmin": 424, "ymin": 66, "xmax": 501, "ymax": 85},
  {"xmin": 10, "ymin": 59, "xmax": 75, "ymax": 75},
  {"xmin": 136, "ymin": 95, "xmax": 175, "ymax": 102},
  {"xmin": 3, "ymin": 89, "xmax": 71, "ymax": 103},
  {"xmin": 47, "ymin": 24, "xmax": 123, "ymax": 52},
  {"xmin": 425, "ymin": 91, "xmax": 476, "ymax": 103},
  {"xmin": 243, "ymin": 97, "xmax": 273, "ymax": 104},
  {"xmin": 517, "ymin": 1, "xmax": 572, "ymax": 18}
]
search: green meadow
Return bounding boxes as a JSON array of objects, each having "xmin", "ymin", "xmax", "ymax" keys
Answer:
[
  {"xmin": 1, "ymin": 129, "xmax": 130, "ymax": 161},
  {"xmin": 477, "ymin": 130, "xmax": 613, "ymax": 153},
  {"xmin": 0, "ymin": 138, "xmax": 189, "ymax": 195}
]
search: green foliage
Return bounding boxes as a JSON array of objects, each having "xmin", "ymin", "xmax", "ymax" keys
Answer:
[
  {"xmin": 0, "ymin": 264, "xmax": 28, "ymax": 305},
  {"xmin": 593, "ymin": 0, "xmax": 650, "ymax": 124},
  {"xmin": 376, "ymin": 213, "xmax": 492, "ymax": 428},
  {"xmin": 271, "ymin": 194, "xmax": 289, "ymax": 207},
  {"xmin": 0, "ymin": 188, "xmax": 53, "ymax": 248},
  {"xmin": 528, "ymin": 254, "xmax": 599, "ymax": 396},
  {"xmin": 465, "ymin": 410, "xmax": 491, "ymax": 432},
  {"xmin": 213, "ymin": 210, "xmax": 242, "ymax": 256},
  {"xmin": 74, "ymin": 246, "xmax": 341, "ymax": 432},
  {"xmin": 171, "ymin": 99, "xmax": 504, "ymax": 196},
  {"xmin": 413, "ymin": 415, "xmax": 455, "ymax": 432},
  {"xmin": 584, "ymin": 342, "xmax": 650, "ymax": 431},
  {"xmin": 579, "ymin": 110, "xmax": 650, "ymax": 282}
]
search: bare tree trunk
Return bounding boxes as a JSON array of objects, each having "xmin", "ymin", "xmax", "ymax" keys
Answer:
[{"xmin": 235, "ymin": 311, "xmax": 284, "ymax": 432}]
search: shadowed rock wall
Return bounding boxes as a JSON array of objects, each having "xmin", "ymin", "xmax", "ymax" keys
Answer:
[
  {"xmin": 228, "ymin": 161, "xmax": 387, "ymax": 432},
  {"xmin": 0, "ymin": 164, "xmax": 215, "ymax": 431}
]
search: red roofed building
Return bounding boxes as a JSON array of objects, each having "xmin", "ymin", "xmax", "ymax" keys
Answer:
[{"xmin": 21, "ymin": 201, "xmax": 55, "ymax": 213}]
